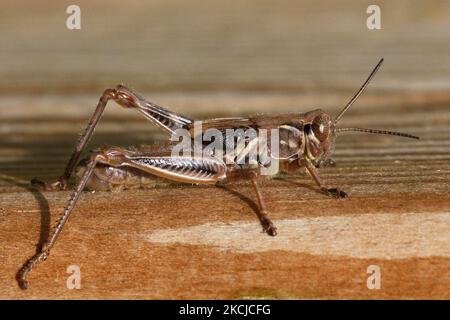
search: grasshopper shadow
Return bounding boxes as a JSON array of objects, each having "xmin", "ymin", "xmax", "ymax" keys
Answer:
[
  {"xmin": 273, "ymin": 176, "xmax": 326, "ymax": 196},
  {"xmin": 0, "ymin": 174, "xmax": 50, "ymax": 251},
  {"xmin": 216, "ymin": 184, "xmax": 260, "ymax": 219},
  {"xmin": 0, "ymin": 174, "xmax": 51, "ymax": 284}
]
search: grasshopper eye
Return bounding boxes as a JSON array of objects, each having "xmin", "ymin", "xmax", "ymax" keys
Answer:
[{"xmin": 312, "ymin": 113, "xmax": 331, "ymax": 142}]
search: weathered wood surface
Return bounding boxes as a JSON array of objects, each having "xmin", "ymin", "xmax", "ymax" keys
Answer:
[
  {"xmin": 0, "ymin": 0, "xmax": 449, "ymax": 299},
  {"xmin": 1, "ymin": 91, "xmax": 449, "ymax": 299}
]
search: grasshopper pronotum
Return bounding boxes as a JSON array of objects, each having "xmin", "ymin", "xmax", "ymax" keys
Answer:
[{"xmin": 17, "ymin": 58, "xmax": 418, "ymax": 289}]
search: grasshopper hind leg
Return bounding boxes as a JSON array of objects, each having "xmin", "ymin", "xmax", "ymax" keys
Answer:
[
  {"xmin": 75, "ymin": 160, "xmax": 160, "ymax": 192},
  {"xmin": 31, "ymin": 84, "xmax": 193, "ymax": 191},
  {"xmin": 20, "ymin": 147, "xmax": 227, "ymax": 289}
]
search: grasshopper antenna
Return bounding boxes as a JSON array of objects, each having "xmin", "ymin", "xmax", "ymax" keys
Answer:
[
  {"xmin": 334, "ymin": 58, "xmax": 384, "ymax": 123},
  {"xmin": 335, "ymin": 127, "xmax": 419, "ymax": 139}
]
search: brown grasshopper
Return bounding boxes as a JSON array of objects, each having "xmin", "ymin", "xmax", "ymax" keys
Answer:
[{"xmin": 17, "ymin": 58, "xmax": 418, "ymax": 289}]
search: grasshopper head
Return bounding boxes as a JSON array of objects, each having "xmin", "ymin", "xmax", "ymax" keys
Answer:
[
  {"xmin": 301, "ymin": 58, "xmax": 421, "ymax": 165},
  {"xmin": 303, "ymin": 109, "xmax": 336, "ymax": 164},
  {"xmin": 295, "ymin": 59, "xmax": 419, "ymax": 167}
]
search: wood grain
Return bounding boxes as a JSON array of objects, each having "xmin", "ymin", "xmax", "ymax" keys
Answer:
[
  {"xmin": 1, "ymin": 91, "xmax": 449, "ymax": 299},
  {"xmin": 0, "ymin": 0, "xmax": 449, "ymax": 299}
]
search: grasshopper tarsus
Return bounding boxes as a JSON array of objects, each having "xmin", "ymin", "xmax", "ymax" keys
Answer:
[
  {"xmin": 17, "ymin": 249, "xmax": 49, "ymax": 290},
  {"xmin": 16, "ymin": 264, "xmax": 30, "ymax": 289},
  {"xmin": 261, "ymin": 217, "xmax": 277, "ymax": 236},
  {"xmin": 315, "ymin": 158, "xmax": 336, "ymax": 168},
  {"xmin": 16, "ymin": 273, "xmax": 28, "ymax": 290},
  {"xmin": 322, "ymin": 187, "xmax": 348, "ymax": 199}
]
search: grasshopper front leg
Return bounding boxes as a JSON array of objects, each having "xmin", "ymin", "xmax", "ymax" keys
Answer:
[
  {"xmin": 31, "ymin": 85, "xmax": 193, "ymax": 191},
  {"xmin": 301, "ymin": 158, "xmax": 347, "ymax": 198}
]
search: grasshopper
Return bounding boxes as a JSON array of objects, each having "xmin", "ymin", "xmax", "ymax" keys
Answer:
[{"xmin": 17, "ymin": 58, "xmax": 418, "ymax": 289}]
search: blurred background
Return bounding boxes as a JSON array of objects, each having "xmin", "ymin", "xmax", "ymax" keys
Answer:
[
  {"xmin": 2, "ymin": 0, "xmax": 450, "ymax": 93},
  {"xmin": 1, "ymin": 0, "xmax": 450, "ymax": 299}
]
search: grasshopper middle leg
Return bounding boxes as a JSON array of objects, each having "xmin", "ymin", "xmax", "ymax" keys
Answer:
[
  {"xmin": 250, "ymin": 175, "xmax": 277, "ymax": 236},
  {"xmin": 301, "ymin": 158, "xmax": 347, "ymax": 198}
]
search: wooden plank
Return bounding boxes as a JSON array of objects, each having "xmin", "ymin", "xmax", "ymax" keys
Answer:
[
  {"xmin": 0, "ymin": 0, "xmax": 449, "ymax": 299},
  {"xmin": 1, "ymin": 91, "xmax": 449, "ymax": 299}
]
